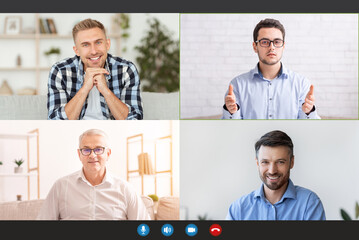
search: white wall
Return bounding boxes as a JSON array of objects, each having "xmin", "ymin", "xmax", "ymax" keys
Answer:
[
  {"xmin": 180, "ymin": 120, "xmax": 359, "ymax": 220},
  {"xmin": 0, "ymin": 13, "xmax": 179, "ymax": 95},
  {"xmin": 0, "ymin": 120, "xmax": 179, "ymax": 202},
  {"xmin": 180, "ymin": 14, "xmax": 358, "ymax": 119}
]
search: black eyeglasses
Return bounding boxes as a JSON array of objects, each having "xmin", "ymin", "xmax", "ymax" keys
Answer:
[
  {"xmin": 256, "ymin": 38, "xmax": 284, "ymax": 48},
  {"xmin": 79, "ymin": 147, "xmax": 106, "ymax": 156}
]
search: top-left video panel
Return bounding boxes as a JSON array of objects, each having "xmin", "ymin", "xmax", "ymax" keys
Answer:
[{"xmin": 0, "ymin": 13, "xmax": 180, "ymax": 120}]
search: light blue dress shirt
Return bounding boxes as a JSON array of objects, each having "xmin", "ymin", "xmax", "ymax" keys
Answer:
[
  {"xmin": 222, "ymin": 63, "xmax": 320, "ymax": 119},
  {"xmin": 226, "ymin": 179, "xmax": 326, "ymax": 220}
]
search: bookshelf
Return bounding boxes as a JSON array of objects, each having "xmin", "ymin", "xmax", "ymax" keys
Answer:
[
  {"xmin": 127, "ymin": 134, "xmax": 173, "ymax": 197},
  {"xmin": 0, "ymin": 129, "xmax": 40, "ymax": 201},
  {"xmin": 0, "ymin": 13, "xmax": 122, "ymax": 95}
]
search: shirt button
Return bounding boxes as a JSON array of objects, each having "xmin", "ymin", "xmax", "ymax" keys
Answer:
[
  {"xmin": 269, "ymin": 115, "xmax": 272, "ymax": 117},
  {"xmin": 269, "ymin": 98, "xmax": 272, "ymax": 100}
]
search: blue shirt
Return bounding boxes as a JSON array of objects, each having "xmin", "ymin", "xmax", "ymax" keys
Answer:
[
  {"xmin": 222, "ymin": 63, "xmax": 320, "ymax": 119},
  {"xmin": 47, "ymin": 54, "xmax": 143, "ymax": 120},
  {"xmin": 226, "ymin": 179, "xmax": 326, "ymax": 220}
]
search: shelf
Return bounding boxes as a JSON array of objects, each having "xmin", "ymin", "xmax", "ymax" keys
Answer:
[
  {"xmin": 0, "ymin": 173, "xmax": 37, "ymax": 177},
  {"xmin": 0, "ymin": 133, "xmax": 38, "ymax": 139},
  {"xmin": 0, "ymin": 34, "xmax": 36, "ymax": 39}
]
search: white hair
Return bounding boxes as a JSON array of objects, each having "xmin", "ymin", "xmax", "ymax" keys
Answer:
[{"xmin": 78, "ymin": 129, "xmax": 109, "ymax": 147}]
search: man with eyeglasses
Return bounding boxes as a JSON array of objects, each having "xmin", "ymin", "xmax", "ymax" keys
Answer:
[
  {"xmin": 222, "ymin": 18, "xmax": 319, "ymax": 119},
  {"xmin": 37, "ymin": 129, "xmax": 150, "ymax": 220}
]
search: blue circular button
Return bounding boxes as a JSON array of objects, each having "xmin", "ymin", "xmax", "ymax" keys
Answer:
[
  {"xmin": 137, "ymin": 224, "xmax": 150, "ymax": 237},
  {"xmin": 161, "ymin": 224, "xmax": 174, "ymax": 237},
  {"xmin": 185, "ymin": 224, "xmax": 198, "ymax": 236}
]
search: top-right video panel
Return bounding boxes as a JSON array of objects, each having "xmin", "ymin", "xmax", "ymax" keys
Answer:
[{"xmin": 180, "ymin": 14, "xmax": 358, "ymax": 120}]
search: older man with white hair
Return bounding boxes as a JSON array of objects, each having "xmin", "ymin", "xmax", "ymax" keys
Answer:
[{"xmin": 37, "ymin": 129, "xmax": 150, "ymax": 220}]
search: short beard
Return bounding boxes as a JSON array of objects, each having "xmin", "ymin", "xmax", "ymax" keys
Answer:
[{"xmin": 260, "ymin": 169, "xmax": 290, "ymax": 191}]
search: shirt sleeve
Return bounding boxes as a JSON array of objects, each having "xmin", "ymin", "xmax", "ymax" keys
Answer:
[
  {"xmin": 121, "ymin": 63, "xmax": 143, "ymax": 120},
  {"xmin": 125, "ymin": 185, "xmax": 151, "ymax": 220},
  {"xmin": 37, "ymin": 181, "xmax": 60, "ymax": 220},
  {"xmin": 47, "ymin": 65, "xmax": 69, "ymax": 120},
  {"xmin": 226, "ymin": 201, "xmax": 240, "ymax": 220},
  {"xmin": 304, "ymin": 192, "xmax": 326, "ymax": 220}
]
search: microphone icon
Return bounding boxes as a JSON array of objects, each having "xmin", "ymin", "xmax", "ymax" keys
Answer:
[
  {"xmin": 141, "ymin": 226, "xmax": 146, "ymax": 235},
  {"xmin": 137, "ymin": 224, "xmax": 150, "ymax": 237}
]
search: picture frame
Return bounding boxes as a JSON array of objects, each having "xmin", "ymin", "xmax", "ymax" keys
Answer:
[{"xmin": 4, "ymin": 16, "xmax": 22, "ymax": 34}]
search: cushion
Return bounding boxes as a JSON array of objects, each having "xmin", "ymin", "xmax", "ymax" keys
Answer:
[
  {"xmin": 0, "ymin": 199, "xmax": 44, "ymax": 220},
  {"xmin": 156, "ymin": 196, "xmax": 179, "ymax": 220},
  {"xmin": 140, "ymin": 195, "xmax": 155, "ymax": 220},
  {"xmin": 0, "ymin": 91, "xmax": 179, "ymax": 120}
]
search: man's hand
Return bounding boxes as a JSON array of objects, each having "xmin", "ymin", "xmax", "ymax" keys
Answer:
[
  {"xmin": 225, "ymin": 84, "xmax": 238, "ymax": 114},
  {"xmin": 93, "ymin": 70, "xmax": 110, "ymax": 94},
  {"xmin": 83, "ymin": 68, "xmax": 109, "ymax": 93},
  {"xmin": 302, "ymin": 85, "xmax": 315, "ymax": 114}
]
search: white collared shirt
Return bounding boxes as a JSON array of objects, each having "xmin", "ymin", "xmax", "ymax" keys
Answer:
[{"xmin": 37, "ymin": 170, "xmax": 150, "ymax": 220}]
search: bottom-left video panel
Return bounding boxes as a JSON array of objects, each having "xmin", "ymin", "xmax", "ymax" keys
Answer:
[{"xmin": 0, "ymin": 120, "xmax": 179, "ymax": 220}]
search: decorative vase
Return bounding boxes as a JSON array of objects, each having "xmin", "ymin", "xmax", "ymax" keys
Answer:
[{"xmin": 14, "ymin": 167, "xmax": 23, "ymax": 173}]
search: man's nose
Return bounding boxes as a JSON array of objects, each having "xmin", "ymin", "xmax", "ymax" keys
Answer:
[
  {"xmin": 268, "ymin": 163, "xmax": 277, "ymax": 174},
  {"xmin": 268, "ymin": 41, "xmax": 275, "ymax": 50},
  {"xmin": 89, "ymin": 150, "xmax": 96, "ymax": 158},
  {"xmin": 90, "ymin": 44, "xmax": 97, "ymax": 54}
]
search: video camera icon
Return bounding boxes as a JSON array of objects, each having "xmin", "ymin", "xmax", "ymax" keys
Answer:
[{"xmin": 185, "ymin": 224, "xmax": 198, "ymax": 237}]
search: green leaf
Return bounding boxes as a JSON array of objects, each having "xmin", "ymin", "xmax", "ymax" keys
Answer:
[
  {"xmin": 355, "ymin": 202, "xmax": 359, "ymax": 219},
  {"xmin": 340, "ymin": 209, "xmax": 352, "ymax": 221}
]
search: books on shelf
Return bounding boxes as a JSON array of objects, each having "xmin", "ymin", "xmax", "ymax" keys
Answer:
[
  {"xmin": 39, "ymin": 18, "xmax": 57, "ymax": 34},
  {"xmin": 138, "ymin": 153, "xmax": 155, "ymax": 175}
]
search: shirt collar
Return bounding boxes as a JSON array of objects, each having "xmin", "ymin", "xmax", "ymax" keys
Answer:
[
  {"xmin": 254, "ymin": 178, "xmax": 297, "ymax": 203},
  {"xmin": 77, "ymin": 168, "xmax": 114, "ymax": 186},
  {"xmin": 252, "ymin": 62, "xmax": 289, "ymax": 80}
]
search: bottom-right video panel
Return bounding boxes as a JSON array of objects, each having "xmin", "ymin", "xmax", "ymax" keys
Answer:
[{"xmin": 180, "ymin": 120, "xmax": 359, "ymax": 221}]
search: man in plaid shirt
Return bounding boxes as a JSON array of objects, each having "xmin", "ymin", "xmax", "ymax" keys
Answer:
[{"xmin": 47, "ymin": 19, "xmax": 143, "ymax": 120}]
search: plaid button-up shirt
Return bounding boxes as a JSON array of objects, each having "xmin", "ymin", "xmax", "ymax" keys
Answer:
[{"xmin": 47, "ymin": 54, "xmax": 143, "ymax": 120}]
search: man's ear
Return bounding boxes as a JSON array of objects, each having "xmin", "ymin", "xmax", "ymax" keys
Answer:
[
  {"xmin": 73, "ymin": 46, "xmax": 80, "ymax": 56},
  {"xmin": 253, "ymin": 42, "xmax": 258, "ymax": 53},
  {"xmin": 256, "ymin": 157, "xmax": 259, "ymax": 167},
  {"xmin": 290, "ymin": 155, "xmax": 294, "ymax": 169},
  {"xmin": 107, "ymin": 148, "xmax": 111, "ymax": 158},
  {"xmin": 77, "ymin": 149, "xmax": 81, "ymax": 158},
  {"xmin": 106, "ymin": 38, "xmax": 111, "ymax": 51}
]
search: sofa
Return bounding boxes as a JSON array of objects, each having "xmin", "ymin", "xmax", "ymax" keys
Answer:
[
  {"xmin": 0, "ymin": 92, "xmax": 179, "ymax": 120},
  {"xmin": 0, "ymin": 196, "xmax": 179, "ymax": 220}
]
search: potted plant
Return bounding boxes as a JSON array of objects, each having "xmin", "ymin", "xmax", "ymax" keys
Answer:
[
  {"xmin": 135, "ymin": 18, "xmax": 179, "ymax": 93},
  {"xmin": 14, "ymin": 158, "xmax": 24, "ymax": 173},
  {"xmin": 340, "ymin": 202, "xmax": 359, "ymax": 220},
  {"xmin": 44, "ymin": 47, "xmax": 61, "ymax": 65}
]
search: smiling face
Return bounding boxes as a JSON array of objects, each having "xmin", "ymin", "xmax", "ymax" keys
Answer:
[
  {"xmin": 73, "ymin": 27, "xmax": 110, "ymax": 71},
  {"xmin": 256, "ymin": 145, "xmax": 294, "ymax": 192},
  {"xmin": 253, "ymin": 27, "xmax": 285, "ymax": 67},
  {"xmin": 77, "ymin": 134, "xmax": 111, "ymax": 175}
]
